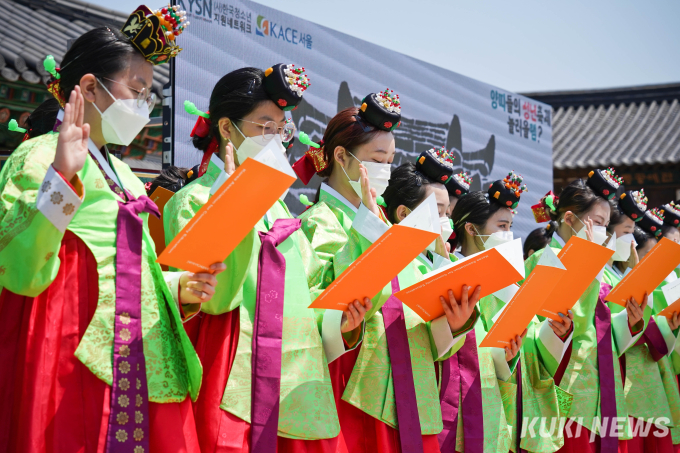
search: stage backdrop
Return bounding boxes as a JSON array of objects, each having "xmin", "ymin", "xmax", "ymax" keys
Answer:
[{"xmin": 173, "ymin": 0, "xmax": 553, "ymax": 238}]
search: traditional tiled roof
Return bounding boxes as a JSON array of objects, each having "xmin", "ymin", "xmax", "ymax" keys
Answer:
[{"xmin": 523, "ymin": 83, "xmax": 680, "ymax": 170}]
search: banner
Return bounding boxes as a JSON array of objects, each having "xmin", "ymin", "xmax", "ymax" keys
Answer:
[{"xmin": 174, "ymin": 0, "xmax": 554, "ymax": 237}]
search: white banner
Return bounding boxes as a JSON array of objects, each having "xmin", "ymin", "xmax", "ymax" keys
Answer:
[{"xmin": 174, "ymin": 0, "xmax": 553, "ymax": 238}]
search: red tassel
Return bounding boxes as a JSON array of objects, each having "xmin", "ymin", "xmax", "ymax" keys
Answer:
[
  {"xmin": 292, "ymin": 153, "xmax": 318, "ymax": 185},
  {"xmin": 198, "ymin": 137, "xmax": 219, "ymax": 177},
  {"xmin": 190, "ymin": 112, "xmax": 212, "ymax": 138}
]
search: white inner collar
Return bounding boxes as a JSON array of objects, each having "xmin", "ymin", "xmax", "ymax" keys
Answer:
[
  {"xmin": 321, "ymin": 182, "xmax": 358, "ymax": 213},
  {"xmin": 87, "ymin": 139, "xmax": 123, "ymax": 189}
]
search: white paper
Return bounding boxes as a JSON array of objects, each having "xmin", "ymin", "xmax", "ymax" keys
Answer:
[
  {"xmin": 252, "ymin": 139, "xmax": 297, "ymax": 179},
  {"xmin": 536, "ymin": 245, "xmax": 566, "ymax": 270},
  {"xmin": 493, "ymin": 238, "xmax": 526, "ymax": 279},
  {"xmin": 400, "ymin": 193, "xmax": 440, "ymax": 233},
  {"xmin": 662, "ymin": 278, "xmax": 680, "ymax": 306}
]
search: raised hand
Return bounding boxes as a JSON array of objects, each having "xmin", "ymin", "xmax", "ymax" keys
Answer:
[
  {"xmin": 180, "ymin": 262, "xmax": 227, "ymax": 304},
  {"xmin": 626, "ymin": 293, "xmax": 648, "ymax": 329},
  {"xmin": 505, "ymin": 329, "xmax": 527, "ymax": 361},
  {"xmin": 584, "ymin": 217, "xmax": 594, "ymax": 243},
  {"xmin": 224, "ymin": 141, "xmax": 236, "ymax": 175},
  {"xmin": 625, "ymin": 241, "xmax": 639, "ymax": 270},
  {"xmin": 440, "ymin": 284, "xmax": 481, "ymax": 332},
  {"xmin": 53, "ymin": 86, "xmax": 90, "ymax": 181},
  {"xmin": 359, "ymin": 164, "xmax": 380, "ymax": 217},
  {"xmin": 548, "ymin": 310, "xmax": 574, "ymax": 338},
  {"xmin": 433, "ymin": 235, "xmax": 449, "ymax": 258},
  {"xmin": 668, "ymin": 312, "xmax": 680, "ymax": 331},
  {"xmin": 341, "ymin": 297, "xmax": 372, "ymax": 333}
]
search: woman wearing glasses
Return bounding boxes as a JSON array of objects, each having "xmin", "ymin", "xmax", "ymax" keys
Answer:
[
  {"xmin": 0, "ymin": 6, "xmax": 227, "ymax": 453},
  {"xmin": 163, "ymin": 64, "xmax": 365, "ymax": 453}
]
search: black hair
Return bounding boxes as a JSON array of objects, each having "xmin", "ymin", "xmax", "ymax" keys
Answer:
[
  {"xmin": 606, "ymin": 199, "xmax": 626, "ymax": 234},
  {"xmin": 382, "ymin": 162, "xmax": 439, "ymax": 224},
  {"xmin": 450, "ymin": 191, "xmax": 504, "ymax": 250},
  {"xmin": 662, "ymin": 224, "xmax": 680, "ymax": 239},
  {"xmin": 543, "ymin": 178, "xmax": 610, "ymax": 239},
  {"xmin": 25, "ymin": 98, "xmax": 60, "ymax": 139},
  {"xmin": 633, "ymin": 225, "xmax": 655, "ymax": 251},
  {"xmin": 523, "ymin": 227, "xmax": 551, "ymax": 260},
  {"xmin": 147, "ymin": 166, "xmax": 192, "ymax": 195},
  {"xmin": 193, "ymin": 67, "xmax": 270, "ymax": 153}
]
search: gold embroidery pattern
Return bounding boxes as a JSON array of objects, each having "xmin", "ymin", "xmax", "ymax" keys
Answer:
[
  {"xmin": 0, "ymin": 266, "xmax": 5, "ymax": 275},
  {"xmin": 136, "ymin": 394, "xmax": 143, "ymax": 407},
  {"xmin": 119, "ymin": 361, "xmax": 131, "ymax": 374},
  {"xmin": 120, "ymin": 345, "xmax": 130, "ymax": 357},
  {"xmin": 115, "ymin": 429, "xmax": 128, "ymax": 442},
  {"xmin": 45, "ymin": 252, "xmax": 54, "ymax": 261},
  {"xmin": 119, "ymin": 378, "xmax": 130, "ymax": 391},
  {"xmin": 41, "ymin": 180, "xmax": 51, "ymax": 192},
  {"xmin": 118, "ymin": 394, "xmax": 130, "ymax": 407},
  {"xmin": 120, "ymin": 328, "xmax": 131, "ymax": 341},
  {"xmin": 120, "ymin": 313, "xmax": 132, "ymax": 325},
  {"xmin": 136, "ymin": 378, "xmax": 141, "ymax": 390},
  {"xmin": 62, "ymin": 203, "xmax": 75, "ymax": 215},
  {"xmin": 135, "ymin": 411, "xmax": 143, "ymax": 424},
  {"xmin": 134, "ymin": 446, "xmax": 145, "ymax": 453},
  {"xmin": 50, "ymin": 192, "xmax": 63, "ymax": 204},
  {"xmin": 95, "ymin": 179, "xmax": 106, "ymax": 189},
  {"xmin": 133, "ymin": 428, "xmax": 144, "ymax": 441},
  {"xmin": 116, "ymin": 412, "xmax": 129, "ymax": 425}
]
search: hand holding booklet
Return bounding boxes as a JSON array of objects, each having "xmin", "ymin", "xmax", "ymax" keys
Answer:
[
  {"xmin": 480, "ymin": 247, "xmax": 566, "ymax": 348},
  {"xmin": 156, "ymin": 140, "xmax": 296, "ymax": 273},
  {"xmin": 395, "ymin": 238, "xmax": 525, "ymax": 322},
  {"xmin": 308, "ymin": 193, "xmax": 441, "ymax": 311}
]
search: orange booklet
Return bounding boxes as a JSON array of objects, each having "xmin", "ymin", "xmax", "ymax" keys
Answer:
[
  {"xmin": 537, "ymin": 236, "xmax": 614, "ymax": 321},
  {"xmin": 606, "ymin": 238, "xmax": 680, "ymax": 307},
  {"xmin": 659, "ymin": 277, "xmax": 680, "ymax": 318},
  {"xmin": 395, "ymin": 239, "xmax": 525, "ymax": 322},
  {"xmin": 309, "ymin": 193, "xmax": 441, "ymax": 312},
  {"xmin": 480, "ymin": 247, "xmax": 566, "ymax": 348},
  {"xmin": 157, "ymin": 157, "xmax": 295, "ymax": 272},
  {"xmin": 147, "ymin": 186, "xmax": 175, "ymax": 260}
]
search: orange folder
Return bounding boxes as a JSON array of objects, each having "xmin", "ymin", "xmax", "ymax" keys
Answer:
[
  {"xmin": 606, "ymin": 238, "xmax": 680, "ymax": 307},
  {"xmin": 480, "ymin": 247, "xmax": 566, "ymax": 348},
  {"xmin": 308, "ymin": 225, "xmax": 439, "ymax": 311},
  {"xmin": 156, "ymin": 158, "xmax": 295, "ymax": 272},
  {"xmin": 659, "ymin": 278, "xmax": 680, "ymax": 318},
  {"xmin": 537, "ymin": 236, "xmax": 614, "ymax": 321},
  {"xmin": 395, "ymin": 239, "xmax": 525, "ymax": 322},
  {"xmin": 148, "ymin": 186, "xmax": 175, "ymax": 260}
]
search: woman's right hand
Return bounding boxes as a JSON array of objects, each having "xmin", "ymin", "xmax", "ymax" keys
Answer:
[
  {"xmin": 440, "ymin": 285, "xmax": 480, "ymax": 332},
  {"xmin": 625, "ymin": 240, "xmax": 639, "ymax": 270},
  {"xmin": 53, "ymin": 86, "xmax": 90, "ymax": 181},
  {"xmin": 224, "ymin": 141, "xmax": 236, "ymax": 175},
  {"xmin": 359, "ymin": 164, "xmax": 380, "ymax": 217},
  {"xmin": 434, "ymin": 235, "xmax": 451, "ymax": 258}
]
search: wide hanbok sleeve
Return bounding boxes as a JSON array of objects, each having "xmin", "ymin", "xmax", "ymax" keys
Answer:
[{"xmin": 0, "ymin": 134, "xmax": 84, "ymax": 297}]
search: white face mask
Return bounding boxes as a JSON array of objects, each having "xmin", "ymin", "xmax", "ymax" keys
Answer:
[
  {"xmin": 474, "ymin": 227, "xmax": 514, "ymax": 250},
  {"xmin": 427, "ymin": 216, "xmax": 455, "ymax": 253},
  {"xmin": 571, "ymin": 214, "xmax": 608, "ymax": 245},
  {"xmin": 232, "ymin": 122, "xmax": 284, "ymax": 164},
  {"xmin": 612, "ymin": 233, "xmax": 637, "ymax": 262},
  {"xmin": 93, "ymin": 80, "xmax": 150, "ymax": 146},
  {"xmin": 341, "ymin": 152, "xmax": 391, "ymax": 199}
]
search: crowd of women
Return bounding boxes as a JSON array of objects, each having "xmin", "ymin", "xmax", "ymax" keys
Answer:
[{"xmin": 1, "ymin": 3, "xmax": 680, "ymax": 453}]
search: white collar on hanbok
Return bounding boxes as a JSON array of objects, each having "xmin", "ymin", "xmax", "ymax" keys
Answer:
[{"xmin": 320, "ymin": 182, "xmax": 358, "ymax": 214}]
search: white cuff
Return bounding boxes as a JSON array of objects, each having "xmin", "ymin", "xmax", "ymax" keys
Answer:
[
  {"xmin": 353, "ymin": 203, "xmax": 389, "ymax": 244},
  {"xmin": 431, "ymin": 315, "xmax": 468, "ymax": 359},
  {"xmin": 209, "ymin": 170, "xmax": 230, "ymax": 196},
  {"xmin": 37, "ymin": 165, "xmax": 83, "ymax": 233},
  {"xmin": 538, "ymin": 319, "xmax": 573, "ymax": 363},
  {"xmin": 322, "ymin": 309, "xmax": 364, "ymax": 363},
  {"xmin": 432, "ymin": 253, "xmax": 452, "ymax": 270},
  {"xmin": 490, "ymin": 347, "xmax": 516, "ymax": 381},
  {"xmin": 656, "ymin": 316, "xmax": 679, "ymax": 356},
  {"xmin": 611, "ymin": 309, "xmax": 643, "ymax": 356}
]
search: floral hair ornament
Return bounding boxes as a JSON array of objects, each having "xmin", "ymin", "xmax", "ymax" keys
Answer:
[
  {"xmin": 618, "ymin": 189, "xmax": 647, "ymax": 222},
  {"xmin": 184, "ymin": 100, "xmax": 217, "ymax": 177},
  {"xmin": 43, "ymin": 55, "xmax": 66, "ymax": 108},
  {"xmin": 121, "ymin": 4, "xmax": 189, "ymax": 65},
  {"xmin": 586, "ymin": 167, "xmax": 623, "ymax": 200},
  {"xmin": 638, "ymin": 207, "xmax": 665, "ymax": 238},
  {"xmin": 661, "ymin": 201, "xmax": 680, "ymax": 226},
  {"xmin": 487, "ymin": 170, "xmax": 528, "ymax": 209},
  {"xmin": 447, "ymin": 171, "xmax": 472, "ymax": 198},
  {"xmin": 531, "ymin": 190, "xmax": 557, "ymax": 223},
  {"xmin": 263, "ymin": 64, "xmax": 310, "ymax": 111},
  {"xmin": 292, "ymin": 131, "xmax": 326, "ymax": 185},
  {"xmin": 416, "ymin": 147, "xmax": 455, "ymax": 184}
]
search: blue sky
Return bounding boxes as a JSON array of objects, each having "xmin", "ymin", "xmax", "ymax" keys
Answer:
[{"xmin": 91, "ymin": 0, "xmax": 680, "ymax": 93}]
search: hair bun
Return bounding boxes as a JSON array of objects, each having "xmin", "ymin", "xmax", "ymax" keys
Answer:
[
  {"xmin": 359, "ymin": 89, "xmax": 401, "ymax": 131},
  {"xmin": 661, "ymin": 201, "xmax": 680, "ymax": 226},
  {"xmin": 637, "ymin": 207, "xmax": 665, "ymax": 237},
  {"xmin": 586, "ymin": 167, "xmax": 623, "ymax": 200},
  {"xmin": 618, "ymin": 189, "xmax": 647, "ymax": 222},
  {"xmin": 447, "ymin": 171, "xmax": 472, "ymax": 197},
  {"xmin": 416, "ymin": 147, "xmax": 455, "ymax": 184},
  {"xmin": 263, "ymin": 63, "xmax": 310, "ymax": 111},
  {"xmin": 487, "ymin": 170, "xmax": 528, "ymax": 209}
]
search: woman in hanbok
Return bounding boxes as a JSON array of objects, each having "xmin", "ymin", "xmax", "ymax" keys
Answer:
[{"xmin": 0, "ymin": 5, "xmax": 226, "ymax": 452}]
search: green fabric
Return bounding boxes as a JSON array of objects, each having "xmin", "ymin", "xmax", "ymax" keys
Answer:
[
  {"xmin": 0, "ymin": 132, "xmax": 201, "ymax": 403},
  {"xmin": 523, "ymin": 237, "xmax": 632, "ymax": 438},
  {"xmin": 164, "ymin": 176, "xmax": 339, "ymax": 440}
]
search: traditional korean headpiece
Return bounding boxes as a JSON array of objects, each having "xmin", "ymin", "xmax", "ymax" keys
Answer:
[
  {"xmin": 586, "ymin": 167, "xmax": 623, "ymax": 200},
  {"xmin": 638, "ymin": 207, "xmax": 665, "ymax": 238},
  {"xmin": 617, "ymin": 189, "xmax": 648, "ymax": 222},
  {"xmin": 661, "ymin": 201, "xmax": 680, "ymax": 227},
  {"xmin": 531, "ymin": 191, "xmax": 557, "ymax": 223},
  {"xmin": 416, "ymin": 147, "xmax": 455, "ymax": 184},
  {"xmin": 121, "ymin": 4, "xmax": 189, "ymax": 65},
  {"xmin": 487, "ymin": 170, "xmax": 528, "ymax": 209},
  {"xmin": 447, "ymin": 171, "xmax": 472, "ymax": 198},
  {"xmin": 262, "ymin": 64, "xmax": 310, "ymax": 111}
]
